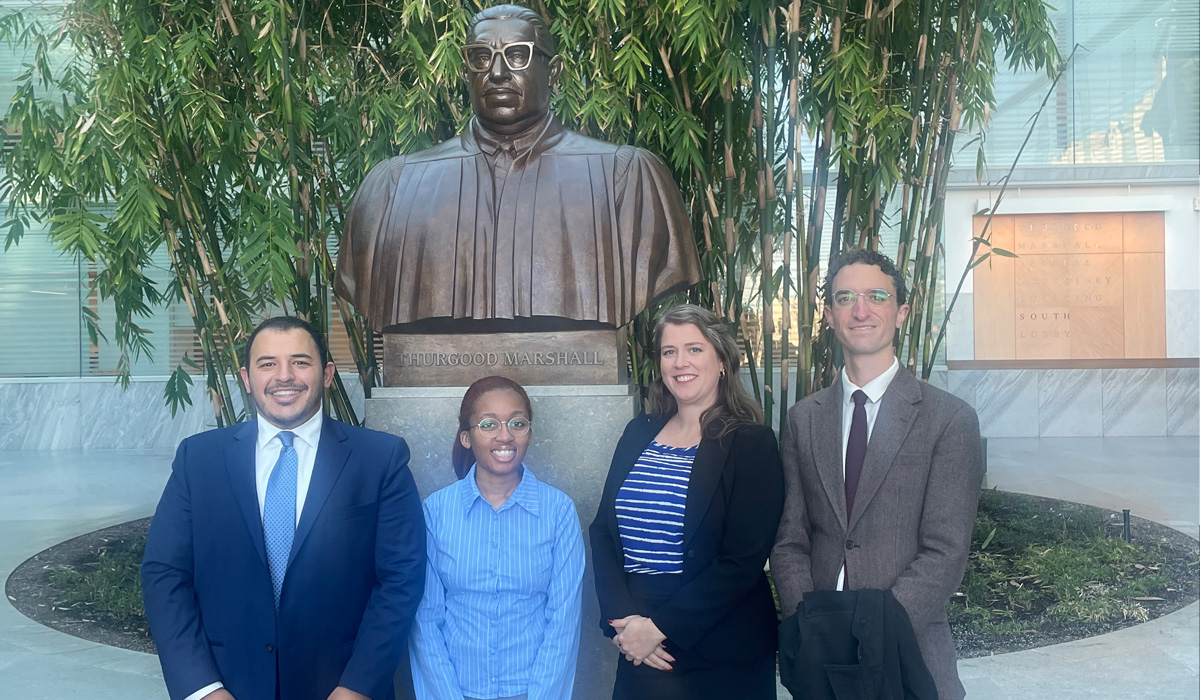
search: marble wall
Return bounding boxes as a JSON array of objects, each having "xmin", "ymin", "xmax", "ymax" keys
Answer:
[
  {"xmin": 1, "ymin": 365, "xmax": 1193, "ymax": 448},
  {"xmin": 1167, "ymin": 290, "xmax": 1199, "ymax": 359},
  {"xmin": 946, "ymin": 293, "xmax": 975, "ymax": 361},
  {"xmin": 0, "ymin": 375, "xmax": 365, "ymax": 450},
  {"xmin": 946, "ymin": 367, "xmax": 1198, "ymax": 438}
]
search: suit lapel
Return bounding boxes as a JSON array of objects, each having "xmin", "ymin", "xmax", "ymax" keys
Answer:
[
  {"xmin": 228, "ymin": 421, "xmax": 267, "ymax": 569},
  {"xmin": 812, "ymin": 383, "xmax": 849, "ymax": 529},
  {"xmin": 606, "ymin": 415, "xmax": 665, "ymax": 547},
  {"xmin": 288, "ymin": 416, "xmax": 351, "ymax": 568},
  {"xmin": 682, "ymin": 425, "xmax": 733, "ymax": 550},
  {"xmin": 847, "ymin": 369, "xmax": 921, "ymax": 533}
]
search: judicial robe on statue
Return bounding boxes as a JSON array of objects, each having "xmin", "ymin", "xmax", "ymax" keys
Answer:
[{"xmin": 334, "ymin": 116, "xmax": 702, "ymax": 330}]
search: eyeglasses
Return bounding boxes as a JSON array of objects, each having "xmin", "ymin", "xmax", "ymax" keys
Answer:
[
  {"xmin": 473, "ymin": 417, "xmax": 532, "ymax": 436},
  {"xmin": 831, "ymin": 289, "xmax": 895, "ymax": 308},
  {"xmin": 461, "ymin": 41, "xmax": 548, "ymax": 73}
]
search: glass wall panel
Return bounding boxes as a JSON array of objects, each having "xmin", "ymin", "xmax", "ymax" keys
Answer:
[
  {"xmin": 1070, "ymin": 0, "xmax": 1199, "ymax": 163},
  {"xmin": 0, "ymin": 217, "xmax": 83, "ymax": 376},
  {"xmin": 958, "ymin": 2, "xmax": 1075, "ymax": 169},
  {"xmin": 85, "ymin": 247, "xmax": 175, "ymax": 376},
  {"xmin": 957, "ymin": 0, "xmax": 1198, "ymax": 168}
]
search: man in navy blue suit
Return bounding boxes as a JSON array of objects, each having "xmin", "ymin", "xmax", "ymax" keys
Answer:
[{"xmin": 142, "ymin": 317, "xmax": 425, "ymax": 700}]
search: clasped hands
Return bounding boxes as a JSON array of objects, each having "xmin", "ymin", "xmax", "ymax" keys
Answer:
[
  {"xmin": 203, "ymin": 686, "xmax": 368, "ymax": 700},
  {"xmin": 609, "ymin": 615, "xmax": 675, "ymax": 672}
]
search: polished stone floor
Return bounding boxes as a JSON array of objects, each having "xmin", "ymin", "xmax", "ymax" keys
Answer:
[
  {"xmin": 0, "ymin": 450, "xmax": 170, "ymax": 697},
  {"xmin": 0, "ymin": 437, "xmax": 1196, "ymax": 698}
]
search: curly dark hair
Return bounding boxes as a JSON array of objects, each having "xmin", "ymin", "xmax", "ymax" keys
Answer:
[{"xmin": 822, "ymin": 249, "xmax": 908, "ymax": 306}]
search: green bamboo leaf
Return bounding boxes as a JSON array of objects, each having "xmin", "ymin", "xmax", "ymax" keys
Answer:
[
  {"xmin": 1, "ymin": 217, "xmax": 26, "ymax": 251},
  {"xmin": 967, "ymin": 253, "xmax": 992, "ymax": 270},
  {"xmin": 165, "ymin": 361, "xmax": 196, "ymax": 418}
]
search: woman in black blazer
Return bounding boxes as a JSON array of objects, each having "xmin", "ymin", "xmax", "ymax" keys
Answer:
[{"xmin": 590, "ymin": 304, "xmax": 785, "ymax": 700}]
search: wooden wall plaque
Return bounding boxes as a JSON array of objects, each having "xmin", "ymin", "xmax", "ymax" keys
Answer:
[{"xmin": 972, "ymin": 212, "xmax": 1166, "ymax": 362}]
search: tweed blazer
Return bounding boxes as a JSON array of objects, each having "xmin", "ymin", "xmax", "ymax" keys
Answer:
[{"xmin": 770, "ymin": 368, "xmax": 983, "ymax": 700}]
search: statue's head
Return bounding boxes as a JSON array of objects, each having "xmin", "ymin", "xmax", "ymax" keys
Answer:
[{"xmin": 463, "ymin": 4, "xmax": 562, "ymax": 136}]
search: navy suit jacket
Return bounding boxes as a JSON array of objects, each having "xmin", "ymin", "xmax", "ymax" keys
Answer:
[{"xmin": 142, "ymin": 416, "xmax": 426, "ymax": 700}]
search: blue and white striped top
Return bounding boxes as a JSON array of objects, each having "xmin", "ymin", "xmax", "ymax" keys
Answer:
[
  {"xmin": 409, "ymin": 465, "xmax": 584, "ymax": 700},
  {"xmin": 616, "ymin": 441, "xmax": 697, "ymax": 575}
]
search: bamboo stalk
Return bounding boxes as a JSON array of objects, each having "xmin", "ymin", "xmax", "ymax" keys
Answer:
[{"xmin": 758, "ymin": 8, "xmax": 777, "ymax": 424}]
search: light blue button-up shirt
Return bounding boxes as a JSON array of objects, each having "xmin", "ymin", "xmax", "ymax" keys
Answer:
[{"xmin": 410, "ymin": 465, "xmax": 584, "ymax": 700}]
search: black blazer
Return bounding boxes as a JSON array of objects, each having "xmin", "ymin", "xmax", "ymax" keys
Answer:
[
  {"xmin": 778, "ymin": 589, "xmax": 937, "ymax": 700},
  {"xmin": 589, "ymin": 413, "xmax": 785, "ymax": 665}
]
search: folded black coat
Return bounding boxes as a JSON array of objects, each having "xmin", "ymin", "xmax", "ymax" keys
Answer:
[{"xmin": 778, "ymin": 589, "xmax": 939, "ymax": 700}]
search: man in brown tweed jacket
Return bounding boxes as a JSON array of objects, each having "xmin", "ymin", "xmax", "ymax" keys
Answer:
[{"xmin": 771, "ymin": 249, "xmax": 984, "ymax": 700}]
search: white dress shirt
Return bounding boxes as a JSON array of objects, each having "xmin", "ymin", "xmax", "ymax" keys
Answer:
[
  {"xmin": 836, "ymin": 357, "xmax": 901, "ymax": 591},
  {"xmin": 183, "ymin": 410, "xmax": 325, "ymax": 700},
  {"xmin": 254, "ymin": 409, "xmax": 324, "ymax": 525}
]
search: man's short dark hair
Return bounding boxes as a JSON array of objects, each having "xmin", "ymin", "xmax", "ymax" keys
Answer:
[
  {"xmin": 242, "ymin": 316, "xmax": 330, "ymax": 367},
  {"xmin": 823, "ymin": 248, "xmax": 908, "ymax": 306},
  {"xmin": 467, "ymin": 4, "xmax": 557, "ymax": 56}
]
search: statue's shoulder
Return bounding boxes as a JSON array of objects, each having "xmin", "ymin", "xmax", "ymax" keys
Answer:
[
  {"xmin": 362, "ymin": 154, "xmax": 406, "ymax": 177},
  {"xmin": 405, "ymin": 133, "xmax": 477, "ymax": 163},
  {"xmin": 553, "ymin": 130, "xmax": 668, "ymax": 173},
  {"xmin": 357, "ymin": 134, "xmax": 476, "ymax": 186},
  {"xmin": 551, "ymin": 128, "xmax": 622, "ymax": 156},
  {"xmin": 352, "ymin": 155, "xmax": 408, "ymax": 198}
]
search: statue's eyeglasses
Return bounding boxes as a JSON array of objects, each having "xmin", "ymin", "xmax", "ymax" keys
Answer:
[
  {"xmin": 831, "ymin": 289, "xmax": 895, "ymax": 308},
  {"xmin": 462, "ymin": 41, "xmax": 549, "ymax": 73},
  {"xmin": 473, "ymin": 417, "xmax": 532, "ymax": 436}
]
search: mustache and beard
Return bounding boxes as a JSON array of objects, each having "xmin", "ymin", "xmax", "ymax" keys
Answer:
[{"xmin": 252, "ymin": 380, "xmax": 324, "ymax": 430}]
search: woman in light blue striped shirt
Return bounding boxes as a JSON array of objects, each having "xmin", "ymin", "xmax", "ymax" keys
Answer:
[{"xmin": 410, "ymin": 376, "xmax": 585, "ymax": 700}]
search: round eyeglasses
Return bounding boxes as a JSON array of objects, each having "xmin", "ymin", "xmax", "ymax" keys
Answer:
[
  {"xmin": 831, "ymin": 289, "xmax": 895, "ymax": 308},
  {"xmin": 473, "ymin": 417, "xmax": 532, "ymax": 436},
  {"xmin": 461, "ymin": 41, "xmax": 549, "ymax": 73}
]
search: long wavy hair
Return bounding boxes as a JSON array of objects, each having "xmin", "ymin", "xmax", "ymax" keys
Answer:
[
  {"xmin": 451, "ymin": 376, "xmax": 534, "ymax": 479},
  {"xmin": 645, "ymin": 304, "xmax": 763, "ymax": 439}
]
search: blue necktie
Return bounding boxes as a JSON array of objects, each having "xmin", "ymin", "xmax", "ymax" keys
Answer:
[{"xmin": 264, "ymin": 431, "xmax": 298, "ymax": 609}]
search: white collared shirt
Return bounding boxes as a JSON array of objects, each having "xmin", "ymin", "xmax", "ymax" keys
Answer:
[
  {"xmin": 836, "ymin": 356, "xmax": 901, "ymax": 590},
  {"xmin": 254, "ymin": 409, "xmax": 324, "ymax": 526},
  {"xmin": 183, "ymin": 409, "xmax": 325, "ymax": 700}
]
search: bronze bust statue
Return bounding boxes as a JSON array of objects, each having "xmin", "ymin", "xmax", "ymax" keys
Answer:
[{"xmin": 334, "ymin": 4, "xmax": 701, "ymax": 332}]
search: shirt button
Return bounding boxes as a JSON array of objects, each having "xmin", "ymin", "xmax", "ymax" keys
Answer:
[
  {"xmin": 265, "ymin": 643, "xmax": 274, "ymax": 653},
  {"xmin": 687, "ymin": 549, "xmax": 695, "ymax": 558}
]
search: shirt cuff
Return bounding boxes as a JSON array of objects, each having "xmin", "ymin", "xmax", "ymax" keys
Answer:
[{"xmin": 183, "ymin": 681, "xmax": 223, "ymax": 700}]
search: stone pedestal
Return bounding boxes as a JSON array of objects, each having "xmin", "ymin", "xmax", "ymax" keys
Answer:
[{"xmin": 367, "ymin": 383, "xmax": 639, "ymax": 700}]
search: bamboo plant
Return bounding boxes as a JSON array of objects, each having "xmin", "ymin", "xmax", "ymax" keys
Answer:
[{"xmin": 0, "ymin": 0, "xmax": 1058, "ymax": 429}]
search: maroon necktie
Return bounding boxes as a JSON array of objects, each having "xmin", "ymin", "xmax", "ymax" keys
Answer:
[
  {"xmin": 843, "ymin": 390, "xmax": 868, "ymax": 589},
  {"xmin": 845, "ymin": 390, "xmax": 868, "ymax": 518}
]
